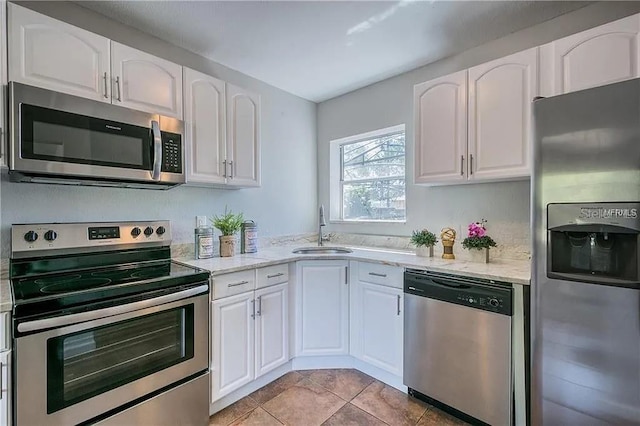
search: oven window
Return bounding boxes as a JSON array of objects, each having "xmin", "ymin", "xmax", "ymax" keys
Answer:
[
  {"xmin": 21, "ymin": 104, "xmax": 152, "ymax": 169},
  {"xmin": 46, "ymin": 306, "xmax": 194, "ymax": 414}
]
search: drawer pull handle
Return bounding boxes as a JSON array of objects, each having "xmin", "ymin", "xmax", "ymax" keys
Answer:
[
  {"xmin": 228, "ymin": 280, "xmax": 249, "ymax": 287},
  {"xmin": 397, "ymin": 294, "xmax": 401, "ymax": 316},
  {"xmin": 267, "ymin": 273, "xmax": 284, "ymax": 279},
  {"xmin": 368, "ymin": 272, "xmax": 387, "ymax": 278}
]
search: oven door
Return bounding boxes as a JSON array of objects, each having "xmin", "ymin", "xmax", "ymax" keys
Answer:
[{"xmin": 14, "ymin": 289, "xmax": 208, "ymax": 426}]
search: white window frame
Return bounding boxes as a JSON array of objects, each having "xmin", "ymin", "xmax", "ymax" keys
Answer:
[{"xmin": 329, "ymin": 124, "xmax": 406, "ymax": 223}]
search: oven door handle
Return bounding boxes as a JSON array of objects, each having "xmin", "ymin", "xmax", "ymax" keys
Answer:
[{"xmin": 17, "ymin": 284, "xmax": 209, "ymax": 333}]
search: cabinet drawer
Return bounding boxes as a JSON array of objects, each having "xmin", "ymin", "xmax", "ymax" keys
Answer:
[
  {"xmin": 357, "ymin": 262, "xmax": 403, "ymax": 289},
  {"xmin": 256, "ymin": 264, "xmax": 289, "ymax": 289},
  {"xmin": 212, "ymin": 269, "xmax": 256, "ymax": 300},
  {"xmin": 0, "ymin": 313, "xmax": 8, "ymax": 351}
]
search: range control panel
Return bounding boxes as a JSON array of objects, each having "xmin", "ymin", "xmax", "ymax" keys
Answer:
[{"xmin": 12, "ymin": 221, "xmax": 172, "ymax": 257}]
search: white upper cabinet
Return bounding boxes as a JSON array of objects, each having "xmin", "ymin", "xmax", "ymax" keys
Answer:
[
  {"xmin": 183, "ymin": 67, "xmax": 226, "ymax": 185},
  {"xmin": 540, "ymin": 14, "xmax": 640, "ymax": 96},
  {"xmin": 414, "ymin": 70, "xmax": 467, "ymax": 184},
  {"xmin": 111, "ymin": 42, "xmax": 183, "ymax": 118},
  {"xmin": 183, "ymin": 78, "xmax": 261, "ymax": 188},
  {"xmin": 226, "ymin": 83, "xmax": 261, "ymax": 187},
  {"xmin": 8, "ymin": 3, "xmax": 110, "ymax": 102},
  {"xmin": 8, "ymin": 4, "xmax": 184, "ymax": 118},
  {"xmin": 468, "ymin": 48, "xmax": 538, "ymax": 180}
]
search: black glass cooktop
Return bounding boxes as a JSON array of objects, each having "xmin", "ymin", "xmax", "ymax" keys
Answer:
[{"xmin": 11, "ymin": 260, "xmax": 209, "ymax": 319}]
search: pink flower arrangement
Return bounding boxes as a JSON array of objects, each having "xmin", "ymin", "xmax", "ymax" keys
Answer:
[
  {"xmin": 467, "ymin": 221, "xmax": 487, "ymax": 238},
  {"xmin": 462, "ymin": 219, "xmax": 496, "ymax": 250}
]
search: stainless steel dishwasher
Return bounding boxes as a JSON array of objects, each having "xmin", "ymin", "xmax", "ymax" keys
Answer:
[{"xmin": 404, "ymin": 269, "xmax": 513, "ymax": 426}]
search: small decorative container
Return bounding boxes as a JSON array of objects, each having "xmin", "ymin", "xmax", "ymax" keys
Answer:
[
  {"xmin": 194, "ymin": 227, "xmax": 214, "ymax": 259},
  {"xmin": 219, "ymin": 235, "xmax": 236, "ymax": 257},
  {"xmin": 416, "ymin": 246, "xmax": 434, "ymax": 258},
  {"xmin": 241, "ymin": 221, "xmax": 258, "ymax": 254},
  {"xmin": 469, "ymin": 248, "xmax": 490, "ymax": 263}
]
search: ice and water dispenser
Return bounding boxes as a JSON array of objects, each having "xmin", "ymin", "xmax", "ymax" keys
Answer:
[{"xmin": 547, "ymin": 203, "xmax": 640, "ymax": 286}]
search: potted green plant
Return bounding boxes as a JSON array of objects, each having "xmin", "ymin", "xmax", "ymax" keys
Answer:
[
  {"xmin": 410, "ymin": 229, "xmax": 438, "ymax": 257},
  {"xmin": 210, "ymin": 208, "xmax": 244, "ymax": 257},
  {"xmin": 461, "ymin": 219, "xmax": 497, "ymax": 263}
]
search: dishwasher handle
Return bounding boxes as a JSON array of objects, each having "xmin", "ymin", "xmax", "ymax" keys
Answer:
[{"xmin": 430, "ymin": 278, "xmax": 472, "ymax": 290}]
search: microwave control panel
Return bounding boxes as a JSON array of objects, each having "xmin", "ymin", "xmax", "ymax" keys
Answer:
[{"xmin": 162, "ymin": 132, "xmax": 182, "ymax": 173}]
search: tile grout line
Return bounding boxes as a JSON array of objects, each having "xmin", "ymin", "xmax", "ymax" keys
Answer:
[{"xmin": 344, "ymin": 380, "xmax": 393, "ymax": 426}]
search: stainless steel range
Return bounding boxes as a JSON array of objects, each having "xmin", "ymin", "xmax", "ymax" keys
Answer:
[{"xmin": 9, "ymin": 221, "xmax": 210, "ymax": 426}]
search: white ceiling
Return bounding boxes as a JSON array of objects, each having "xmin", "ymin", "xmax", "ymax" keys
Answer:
[{"xmin": 76, "ymin": 1, "xmax": 590, "ymax": 102}]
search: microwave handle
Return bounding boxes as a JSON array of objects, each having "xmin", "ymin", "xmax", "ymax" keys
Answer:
[{"xmin": 151, "ymin": 120, "xmax": 162, "ymax": 180}]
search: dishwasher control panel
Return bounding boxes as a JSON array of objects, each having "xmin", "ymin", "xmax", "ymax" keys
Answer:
[
  {"xmin": 404, "ymin": 270, "xmax": 512, "ymax": 315},
  {"xmin": 455, "ymin": 294, "xmax": 508, "ymax": 310}
]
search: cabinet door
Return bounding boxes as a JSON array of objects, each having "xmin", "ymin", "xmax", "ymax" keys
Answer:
[
  {"xmin": 541, "ymin": 14, "xmax": 640, "ymax": 96},
  {"xmin": 8, "ymin": 3, "xmax": 110, "ymax": 102},
  {"xmin": 414, "ymin": 70, "xmax": 467, "ymax": 184},
  {"xmin": 226, "ymin": 83, "xmax": 260, "ymax": 187},
  {"xmin": 211, "ymin": 293, "xmax": 255, "ymax": 402},
  {"xmin": 296, "ymin": 261, "xmax": 349, "ymax": 356},
  {"xmin": 353, "ymin": 282, "xmax": 403, "ymax": 376},
  {"xmin": 1, "ymin": 0, "xmax": 7, "ymax": 165},
  {"xmin": 111, "ymin": 41, "xmax": 183, "ymax": 118},
  {"xmin": 468, "ymin": 48, "xmax": 537, "ymax": 180},
  {"xmin": 183, "ymin": 67, "xmax": 226, "ymax": 185},
  {"xmin": 255, "ymin": 283, "xmax": 289, "ymax": 378},
  {"xmin": 0, "ymin": 351, "xmax": 10, "ymax": 426}
]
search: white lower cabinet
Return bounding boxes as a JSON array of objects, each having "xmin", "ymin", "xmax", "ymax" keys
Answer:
[
  {"xmin": 295, "ymin": 261, "xmax": 349, "ymax": 356},
  {"xmin": 255, "ymin": 284, "xmax": 289, "ymax": 378},
  {"xmin": 211, "ymin": 267, "xmax": 289, "ymax": 402},
  {"xmin": 211, "ymin": 292, "xmax": 254, "ymax": 401},
  {"xmin": 0, "ymin": 350, "xmax": 10, "ymax": 426},
  {"xmin": 350, "ymin": 262, "xmax": 404, "ymax": 377}
]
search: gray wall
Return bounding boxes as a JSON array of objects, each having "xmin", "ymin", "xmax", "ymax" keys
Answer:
[
  {"xmin": 1, "ymin": 1, "xmax": 317, "ymax": 257},
  {"xmin": 317, "ymin": 2, "xmax": 640, "ymax": 245}
]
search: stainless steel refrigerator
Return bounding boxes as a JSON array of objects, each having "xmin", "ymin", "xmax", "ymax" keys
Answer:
[{"xmin": 532, "ymin": 78, "xmax": 640, "ymax": 425}]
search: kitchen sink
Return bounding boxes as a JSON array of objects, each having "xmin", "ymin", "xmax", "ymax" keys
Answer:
[{"xmin": 292, "ymin": 247, "xmax": 353, "ymax": 254}]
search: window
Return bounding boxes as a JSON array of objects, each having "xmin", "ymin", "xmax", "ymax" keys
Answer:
[{"xmin": 330, "ymin": 124, "xmax": 406, "ymax": 222}]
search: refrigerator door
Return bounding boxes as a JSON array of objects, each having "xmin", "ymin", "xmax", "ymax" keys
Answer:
[{"xmin": 532, "ymin": 78, "xmax": 640, "ymax": 425}]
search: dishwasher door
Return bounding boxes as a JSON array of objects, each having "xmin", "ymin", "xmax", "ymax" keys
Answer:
[{"xmin": 404, "ymin": 273, "xmax": 512, "ymax": 426}]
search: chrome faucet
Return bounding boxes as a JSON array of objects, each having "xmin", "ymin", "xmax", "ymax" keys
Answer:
[{"xmin": 318, "ymin": 205, "xmax": 327, "ymax": 246}]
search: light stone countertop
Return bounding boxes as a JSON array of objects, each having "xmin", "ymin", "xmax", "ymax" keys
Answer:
[
  {"xmin": 0, "ymin": 245, "xmax": 530, "ymax": 313},
  {"xmin": 1, "ymin": 280, "xmax": 12, "ymax": 313},
  {"xmin": 175, "ymin": 244, "xmax": 531, "ymax": 285}
]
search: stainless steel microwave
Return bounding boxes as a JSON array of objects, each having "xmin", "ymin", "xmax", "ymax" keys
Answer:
[{"xmin": 8, "ymin": 82, "xmax": 185, "ymax": 189}]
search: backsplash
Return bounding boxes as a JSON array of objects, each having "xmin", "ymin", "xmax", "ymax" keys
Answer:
[
  {"xmin": 172, "ymin": 221, "xmax": 530, "ymax": 261},
  {"xmin": 330, "ymin": 220, "xmax": 530, "ymax": 261}
]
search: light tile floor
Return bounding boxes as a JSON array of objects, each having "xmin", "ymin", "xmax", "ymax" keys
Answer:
[{"xmin": 209, "ymin": 369, "xmax": 470, "ymax": 426}]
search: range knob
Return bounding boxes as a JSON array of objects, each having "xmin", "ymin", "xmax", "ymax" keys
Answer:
[
  {"xmin": 488, "ymin": 298, "xmax": 499, "ymax": 307},
  {"xmin": 44, "ymin": 230, "xmax": 57, "ymax": 241},
  {"xmin": 131, "ymin": 227, "xmax": 141, "ymax": 237},
  {"xmin": 156, "ymin": 226, "xmax": 166, "ymax": 236},
  {"xmin": 24, "ymin": 231, "xmax": 38, "ymax": 243},
  {"xmin": 144, "ymin": 226, "xmax": 154, "ymax": 237}
]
